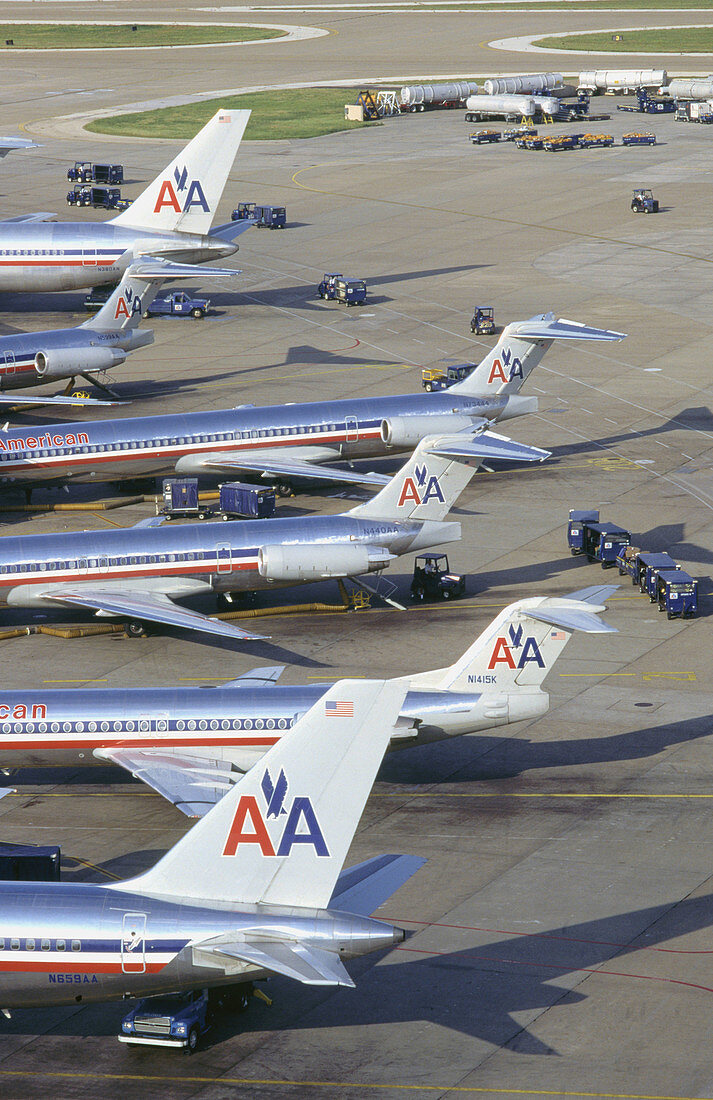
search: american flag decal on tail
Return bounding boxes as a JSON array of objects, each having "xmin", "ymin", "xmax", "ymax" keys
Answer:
[
  {"xmin": 550, "ymin": 630, "xmax": 566, "ymax": 641},
  {"xmin": 325, "ymin": 700, "xmax": 354, "ymax": 718}
]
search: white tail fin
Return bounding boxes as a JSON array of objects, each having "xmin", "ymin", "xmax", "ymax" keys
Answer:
[
  {"xmin": 350, "ymin": 431, "xmax": 549, "ymax": 522},
  {"xmin": 111, "ymin": 109, "xmax": 250, "ymax": 235},
  {"xmin": 406, "ymin": 596, "xmax": 616, "ymax": 693},
  {"xmin": 451, "ymin": 313, "xmax": 626, "ymax": 398},
  {"xmin": 117, "ymin": 680, "xmax": 406, "ymax": 909},
  {"xmin": 82, "ymin": 261, "xmax": 238, "ymax": 334}
]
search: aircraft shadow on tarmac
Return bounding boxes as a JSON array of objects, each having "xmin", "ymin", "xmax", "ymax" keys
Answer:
[
  {"xmin": 5, "ymin": 890, "xmax": 713, "ymax": 1048},
  {"xmin": 549, "ymin": 406, "xmax": 713, "ymax": 461},
  {"xmin": 379, "ymin": 712, "xmax": 713, "ymax": 787}
]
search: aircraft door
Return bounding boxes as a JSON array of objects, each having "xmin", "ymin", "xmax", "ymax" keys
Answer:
[
  {"xmin": 2, "ymin": 351, "xmax": 15, "ymax": 377},
  {"xmin": 139, "ymin": 712, "xmax": 169, "ymax": 737},
  {"xmin": 82, "ymin": 248, "xmax": 97, "ymax": 266},
  {"xmin": 121, "ymin": 912, "xmax": 147, "ymax": 973},
  {"xmin": 216, "ymin": 544, "xmax": 232, "ymax": 574},
  {"xmin": 345, "ymin": 416, "xmax": 358, "ymax": 442},
  {"xmin": 78, "ymin": 558, "xmax": 88, "ymax": 575}
]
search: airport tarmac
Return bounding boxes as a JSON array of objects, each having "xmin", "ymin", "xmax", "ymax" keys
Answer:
[{"xmin": 2, "ymin": 3, "xmax": 713, "ymax": 1098}]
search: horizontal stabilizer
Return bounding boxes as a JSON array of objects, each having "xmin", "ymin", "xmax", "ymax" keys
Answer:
[
  {"xmin": 129, "ymin": 260, "xmax": 238, "ymax": 280},
  {"xmin": 507, "ymin": 314, "xmax": 626, "ymax": 342},
  {"xmin": 429, "ymin": 430, "xmax": 551, "ymax": 465},
  {"xmin": 209, "ymin": 220, "xmax": 257, "ymax": 242},
  {"xmin": 525, "ymin": 603, "xmax": 617, "ymax": 634},
  {"xmin": 40, "ymin": 587, "xmax": 268, "ymax": 642},
  {"xmin": 566, "ymin": 584, "xmax": 620, "ymax": 606},
  {"xmin": 330, "ymin": 854, "xmax": 427, "ymax": 916},
  {"xmin": 197, "ymin": 936, "xmax": 354, "ymax": 987}
]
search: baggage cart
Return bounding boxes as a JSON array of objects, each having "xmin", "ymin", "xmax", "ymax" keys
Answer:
[
  {"xmin": 567, "ymin": 509, "xmax": 599, "ymax": 554},
  {"xmin": 219, "ymin": 482, "xmax": 276, "ymax": 520},
  {"xmin": 0, "ymin": 843, "xmax": 60, "ymax": 882},
  {"xmin": 161, "ymin": 478, "xmax": 211, "ymax": 520},
  {"xmin": 656, "ymin": 569, "xmax": 697, "ymax": 619},
  {"xmin": 335, "ymin": 278, "xmax": 367, "ymax": 306},
  {"xmin": 642, "ymin": 553, "xmax": 680, "ymax": 599}
]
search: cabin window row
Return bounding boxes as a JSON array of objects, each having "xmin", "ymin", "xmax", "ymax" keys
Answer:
[
  {"xmin": 2, "ymin": 717, "xmax": 292, "ymax": 734},
  {"xmin": 0, "ymin": 552, "xmax": 214, "ymax": 574},
  {"xmin": 0, "ymin": 938, "xmax": 81, "ymax": 951}
]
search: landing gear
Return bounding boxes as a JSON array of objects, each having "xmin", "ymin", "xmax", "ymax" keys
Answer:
[{"xmin": 124, "ymin": 620, "xmax": 147, "ymax": 638}]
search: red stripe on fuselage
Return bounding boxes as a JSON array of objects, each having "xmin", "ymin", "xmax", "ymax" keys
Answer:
[{"xmin": 0, "ymin": 736, "xmax": 279, "ymax": 750}]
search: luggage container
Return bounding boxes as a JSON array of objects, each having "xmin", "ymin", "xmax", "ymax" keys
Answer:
[
  {"xmin": 642, "ymin": 553, "xmax": 680, "ymax": 599},
  {"xmin": 567, "ymin": 509, "xmax": 599, "ymax": 553},
  {"xmin": 160, "ymin": 477, "xmax": 210, "ymax": 519},
  {"xmin": 335, "ymin": 278, "xmax": 367, "ymax": 306},
  {"xmin": 616, "ymin": 544, "xmax": 641, "ymax": 581},
  {"xmin": 0, "ymin": 843, "xmax": 60, "ymax": 882},
  {"xmin": 219, "ymin": 482, "xmax": 276, "ymax": 520},
  {"xmin": 254, "ymin": 205, "xmax": 286, "ymax": 229},
  {"xmin": 656, "ymin": 569, "xmax": 697, "ymax": 619},
  {"xmin": 92, "ymin": 163, "xmax": 124, "ymax": 184}
]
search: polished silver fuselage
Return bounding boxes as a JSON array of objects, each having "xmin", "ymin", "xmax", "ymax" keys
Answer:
[{"xmin": 0, "ymin": 882, "xmax": 396, "ymax": 1008}]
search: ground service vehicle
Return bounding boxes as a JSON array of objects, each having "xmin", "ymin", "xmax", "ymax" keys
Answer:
[
  {"xmin": 503, "ymin": 125, "xmax": 536, "ymax": 141},
  {"xmin": 568, "ymin": 510, "xmax": 631, "ymax": 567},
  {"xmin": 335, "ymin": 278, "xmax": 367, "ymax": 305},
  {"xmin": 616, "ymin": 544, "xmax": 642, "ymax": 582},
  {"xmin": 622, "ymin": 132, "xmax": 656, "ymax": 146},
  {"xmin": 656, "ymin": 569, "xmax": 697, "ymax": 619},
  {"xmin": 578, "ymin": 134, "xmax": 614, "ymax": 148},
  {"xmin": 543, "ymin": 136, "xmax": 578, "ymax": 151},
  {"xmin": 631, "ymin": 188, "xmax": 658, "ymax": 212},
  {"xmin": 67, "ymin": 162, "xmax": 123, "ymax": 184},
  {"xmin": 66, "ymin": 185, "xmax": 127, "ymax": 210},
  {"xmin": 146, "ymin": 290, "xmax": 210, "ymax": 318},
  {"xmin": 254, "ymin": 204, "xmax": 286, "ymax": 228},
  {"xmin": 642, "ymin": 553, "xmax": 680, "ymax": 598},
  {"xmin": 421, "ymin": 364, "xmax": 475, "ymax": 391},
  {"xmin": 471, "ymin": 306, "xmax": 495, "ymax": 334},
  {"xmin": 231, "ymin": 202, "xmax": 256, "ymax": 220},
  {"xmin": 317, "ymin": 272, "xmax": 343, "ymax": 300},
  {"xmin": 161, "ymin": 478, "xmax": 211, "ymax": 520},
  {"xmin": 410, "ymin": 553, "xmax": 465, "ymax": 601},
  {"xmin": 119, "ymin": 984, "xmax": 253, "ymax": 1052},
  {"xmin": 470, "ymin": 130, "xmax": 501, "ymax": 144}
]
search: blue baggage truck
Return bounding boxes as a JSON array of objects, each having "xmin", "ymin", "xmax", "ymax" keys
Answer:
[
  {"xmin": 254, "ymin": 204, "xmax": 286, "ymax": 229},
  {"xmin": 655, "ymin": 569, "xmax": 698, "ymax": 619},
  {"xmin": 640, "ymin": 552, "xmax": 679, "ymax": 597},
  {"xmin": 219, "ymin": 482, "xmax": 276, "ymax": 520},
  {"xmin": 0, "ymin": 843, "xmax": 60, "ymax": 882},
  {"xmin": 161, "ymin": 478, "xmax": 212, "ymax": 520},
  {"xmin": 567, "ymin": 509, "xmax": 599, "ymax": 554},
  {"xmin": 335, "ymin": 278, "xmax": 367, "ymax": 306}
]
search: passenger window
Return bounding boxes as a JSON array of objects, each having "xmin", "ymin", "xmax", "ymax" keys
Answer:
[
  {"xmin": 56, "ymin": 940, "xmax": 66, "ymax": 952},
  {"xmin": 26, "ymin": 938, "xmax": 35, "ymax": 951},
  {"xmin": 41, "ymin": 939, "xmax": 50, "ymax": 951},
  {"xmin": 10, "ymin": 939, "xmax": 19, "ymax": 951},
  {"xmin": 71, "ymin": 940, "xmax": 81, "ymax": 952}
]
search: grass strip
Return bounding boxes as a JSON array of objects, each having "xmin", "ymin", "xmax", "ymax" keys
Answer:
[
  {"xmin": 87, "ymin": 89, "xmax": 374, "ymax": 141},
  {"xmin": 539, "ymin": 28, "xmax": 713, "ymax": 52},
  {"xmin": 0, "ymin": 23, "xmax": 285, "ymax": 49}
]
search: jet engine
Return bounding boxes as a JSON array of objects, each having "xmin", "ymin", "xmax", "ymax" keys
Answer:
[
  {"xmin": 380, "ymin": 413, "xmax": 477, "ymax": 449},
  {"xmin": 258, "ymin": 543, "xmax": 392, "ymax": 582},
  {"xmin": 34, "ymin": 346, "xmax": 127, "ymax": 380}
]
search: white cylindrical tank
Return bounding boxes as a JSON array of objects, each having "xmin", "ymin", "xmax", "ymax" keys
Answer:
[
  {"xmin": 484, "ymin": 73, "xmax": 563, "ymax": 95},
  {"xmin": 400, "ymin": 82, "xmax": 479, "ymax": 106},
  {"xmin": 663, "ymin": 78, "xmax": 713, "ymax": 100},
  {"xmin": 531, "ymin": 95, "xmax": 562, "ymax": 115},
  {"xmin": 465, "ymin": 93, "xmax": 538, "ymax": 117},
  {"xmin": 578, "ymin": 68, "xmax": 667, "ymax": 93}
]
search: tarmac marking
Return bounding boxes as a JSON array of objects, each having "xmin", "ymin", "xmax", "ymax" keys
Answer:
[
  {"xmin": 0, "ymin": 1071, "xmax": 709, "ymax": 1099},
  {"xmin": 90, "ymin": 511, "xmax": 126, "ymax": 528},
  {"xmin": 42, "ymin": 678, "xmax": 109, "ymax": 683},
  {"xmin": 559, "ymin": 672, "xmax": 636, "ymax": 677},
  {"xmin": 373, "ymin": 792, "xmax": 713, "ymax": 799}
]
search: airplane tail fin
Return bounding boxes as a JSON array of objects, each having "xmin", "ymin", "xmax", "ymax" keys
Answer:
[
  {"xmin": 83, "ymin": 261, "xmax": 238, "ymax": 333},
  {"xmin": 350, "ymin": 431, "xmax": 550, "ymax": 523},
  {"xmin": 407, "ymin": 594, "xmax": 616, "ymax": 694},
  {"xmin": 111, "ymin": 109, "xmax": 250, "ymax": 235},
  {"xmin": 451, "ymin": 313, "xmax": 626, "ymax": 398},
  {"xmin": 117, "ymin": 680, "xmax": 407, "ymax": 909}
]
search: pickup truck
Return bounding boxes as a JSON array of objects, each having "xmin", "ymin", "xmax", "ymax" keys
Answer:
[
  {"xmin": 145, "ymin": 290, "xmax": 210, "ymax": 318},
  {"xmin": 119, "ymin": 983, "xmax": 253, "ymax": 1053}
]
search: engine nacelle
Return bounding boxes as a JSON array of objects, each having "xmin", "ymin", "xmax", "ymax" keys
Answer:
[
  {"xmin": 258, "ymin": 543, "xmax": 392, "ymax": 582},
  {"xmin": 34, "ymin": 345, "xmax": 127, "ymax": 380},
  {"xmin": 381, "ymin": 413, "xmax": 475, "ymax": 449}
]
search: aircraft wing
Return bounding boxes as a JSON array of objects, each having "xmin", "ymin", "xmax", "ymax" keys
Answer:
[
  {"xmin": 330, "ymin": 854, "xmax": 427, "ymax": 916},
  {"xmin": 224, "ymin": 664, "xmax": 285, "ymax": 686},
  {"xmin": 195, "ymin": 937, "xmax": 354, "ymax": 986},
  {"xmin": 94, "ymin": 747, "xmax": 241, "ymax": 817},
  {"xmin": 0, "ymin": 212, "xmax": 55, "ymax": 222},
  {"xmin": 40, "ymin": 587, "xmax": 268, "ymax": 642},
  {"xmin": 177, "ymin": 451, "xmax": 390, "ymax": 489},
  {"xmin": 0, "ymin": 393, "xmax": 120, "ymax": 408}
]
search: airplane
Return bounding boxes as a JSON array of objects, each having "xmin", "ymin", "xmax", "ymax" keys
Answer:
[
  {"xmin": 0, "ymin": 430, "xmax": 550, "ymax": 643},
  {"xmin": 0, "ymin": 678, "xmax": 425, "ymax": 1011},
  {"xmin": 0, "ymin": 313, "xmax": 624, "ymax": 488},
  {"xmin": 0, "ymin": 588, "xmax": 616, "ymax": 816},
  {"xmin": 0, "ymin": 260, "xmax": 237, "ymax": 407},
  {"xmin": 0, "ymin": 108, "xmax": 251, "ymax": 294},
  {"xmin": 0, "ymin": 137, "xmax": 38, "ymax": 160}
]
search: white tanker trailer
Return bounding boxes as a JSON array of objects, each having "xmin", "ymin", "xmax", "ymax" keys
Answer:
[
  {"xmin": 465, "ymin": 92, "xmax": 561, "ymax": 120},
  {"xmin": 662, "ymin": 77, "xmax": 713, "ymax": 100},
  {"xmin": 578, "ymin": 69, "xmax": 667, "ymax": 94},
  {"xmin": 484, "ymin": 73, "xmax": 564, "ymax": 95},
  {"xmin": 399, "ymin": 82, "xmax": 480, "ymax": 108}
]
